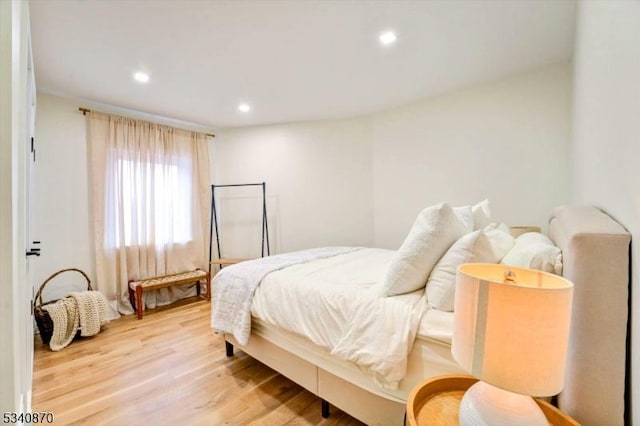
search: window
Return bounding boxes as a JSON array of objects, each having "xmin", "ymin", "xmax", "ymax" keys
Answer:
[{"xmin": 115, "ymin": 158, "xmax": 192, "ymax": 247}]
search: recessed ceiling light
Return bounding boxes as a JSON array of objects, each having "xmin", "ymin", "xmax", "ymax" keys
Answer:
[
  {"xmin": 379, "ymin": 31, "xmax": 397, "ymax": 46},
  {"xmin": 238, "ymin": 103, "xmax": 251, "ymax": 113},
  {"xmin": 133, "ymin": 71, "xmax": 150, "ymax": 83}
]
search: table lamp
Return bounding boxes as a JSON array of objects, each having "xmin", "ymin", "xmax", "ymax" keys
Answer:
[{"xmin": 452, "ymin": 263, "xmax": 573, "ymax": 426}]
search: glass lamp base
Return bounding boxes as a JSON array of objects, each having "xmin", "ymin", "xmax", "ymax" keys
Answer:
[{"xmin": 459, "ymin": 381, "xmax": 547, "ymax": 426}]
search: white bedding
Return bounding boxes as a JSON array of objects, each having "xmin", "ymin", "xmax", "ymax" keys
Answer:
[
  {"xmin": 251, "ymin": 248, "xmax": 428, "ymax": 389},
  {"xmin": 212, "ymin": 246, "xmax": 358, "ymax": 345},
  {"xmin": 418, "ymin": 308, "xmax": 454, "ymax": 345}
]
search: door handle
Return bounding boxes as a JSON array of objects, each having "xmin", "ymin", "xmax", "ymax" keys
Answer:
[{"xmin": 26, "ymin": 241, "xmax": 41, "ymax": 257}]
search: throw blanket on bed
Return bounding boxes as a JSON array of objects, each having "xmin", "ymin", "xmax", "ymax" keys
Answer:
[
  {"xmin": 42, "ymin": 291, "xmax": 110, "ymax": 351},
  {"xmin": 212, "ymin": 247, "xmax": 359, "ymax": 345}
]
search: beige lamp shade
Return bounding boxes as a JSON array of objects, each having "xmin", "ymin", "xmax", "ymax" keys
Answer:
[{"xmin": 452, "ymin": 263, "xmax": 573, "ymax": 397}]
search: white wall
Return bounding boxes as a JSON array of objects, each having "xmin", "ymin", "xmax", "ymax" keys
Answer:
[
  {"xmin": 372, "ymin": 63, "xmax": 572, "ymax": 248},
  {"xmin": 214, "ymin": 64, "xmax": 572, "ymax": 253},
  {"xmin": 32, "ymin": 94, "xmax": 95, "ymax": 301},
  {"xmin": 212, "ymin": 118, "xmax": 374, "ymax": 257},
  {"xmin": 572, "ymin": 2, "xmax": 640, "ymax": 424}
]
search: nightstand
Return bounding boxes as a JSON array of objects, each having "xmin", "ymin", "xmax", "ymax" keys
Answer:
[{"xmin": 406, "ymin": 375, "xmax": 579, "ymax": 426}]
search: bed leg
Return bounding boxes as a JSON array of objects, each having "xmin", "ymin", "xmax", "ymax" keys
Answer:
[
  {"xmin": 321, "ymin": 399, "xmax": 330, "ymax": 419},
  {"xmin": 225, "ymin": 340, "xmax": 234, "ymax": 357}
]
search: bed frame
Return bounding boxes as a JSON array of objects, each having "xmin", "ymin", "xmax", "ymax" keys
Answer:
[
  {"xmin": 224, "ymin": 205, "xmax": 631, "ymax": 426},
  {"xmin": 549, "ymin": 205, "xmax": 630, "ymax": 425}
]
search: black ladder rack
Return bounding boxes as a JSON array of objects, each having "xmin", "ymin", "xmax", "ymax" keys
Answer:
[{"xmin": 208, "ymin": 182, "xmax": 270, "ymax": 275}]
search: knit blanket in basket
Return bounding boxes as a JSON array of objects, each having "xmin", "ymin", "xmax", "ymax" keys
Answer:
[{"xmin": 42, "ymin": 291, "xmax": 110, "ymax": 351}]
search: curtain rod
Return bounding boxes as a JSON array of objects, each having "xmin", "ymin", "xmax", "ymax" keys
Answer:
[{"xmin": 78, "ymin": 107, "xmax": 215, "ymax": 138}]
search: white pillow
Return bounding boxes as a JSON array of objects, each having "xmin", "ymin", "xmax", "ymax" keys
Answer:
[
  {"xmin": 501, "ymin": 232, "xmax": 563, "ymax": 274},
  {"xmin": 426, "ymin": 228, "xmax": 514, "ymax": 311},
  {"xmin": 382, "ymin": 202, "xmax": 472, "ymax": 296},
  {"xmin": 454, "ymin": 205, "xmax": 474, "ymax": 231},
  {"xmin": 512, "ymin": 232, "xmax": 553, "ymax": 246},
  {"xmin": 484, "ymin": 223, "xmax": 515, "ymax": 260},
  {"xmin": 484, "ymin": 222, "xmax": 511, "ymax": 234},
  {"xmin": 472, "ymin": 199, "xmax": 492, "ymax": 230}
]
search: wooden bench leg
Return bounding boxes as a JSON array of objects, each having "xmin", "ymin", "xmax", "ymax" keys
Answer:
[
  {"xmin": 206, "ymin": 273, "xmax": 211, "ymax": 301},
  {"xmin": 225, "ymin": 341, "xmax": 234, "ymax": 357},
  {"xmin": 196, "ymin": 280, "xmax": 201, "ymax": 298},
  {"xmin": 135, "ymin": 285, "xmax": 143, "ymax": 319},
  {"xmin": 128, "ymin": 285, "xmax": 135, "ymax": 311}
]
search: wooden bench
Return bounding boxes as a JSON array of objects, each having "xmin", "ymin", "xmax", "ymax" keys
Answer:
[{"xmin": 128, "ymin": 269, "xmax": 210, "ymax": 319}]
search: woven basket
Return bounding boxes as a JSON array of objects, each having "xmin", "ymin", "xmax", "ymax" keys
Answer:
[{"xmin": 34, "ymin": 268, "xmax": 92, "ymax": 345}]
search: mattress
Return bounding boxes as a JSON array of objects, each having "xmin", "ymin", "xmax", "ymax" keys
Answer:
[{"xmin": 250, "ymin": 247, "xmax": 462, "ymax": 393}]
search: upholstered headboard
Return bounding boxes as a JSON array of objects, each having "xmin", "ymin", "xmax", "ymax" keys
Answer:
[{"xmin": 548, "ymin": 205, "xmax": 631, "ymax": 426}]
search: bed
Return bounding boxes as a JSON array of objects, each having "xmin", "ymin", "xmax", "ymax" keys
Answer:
[{"xmin": 211, "ymin": 204, "xmax": 630, "ymax": 426}]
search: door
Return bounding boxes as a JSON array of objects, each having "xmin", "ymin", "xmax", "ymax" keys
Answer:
[
  {"xmin": 22, "ymin": 31, "xmax": 37, "ymax": 411},
  {"xmin": 0, "ymin": 0, "xmax": 35, "ymax": 414}
]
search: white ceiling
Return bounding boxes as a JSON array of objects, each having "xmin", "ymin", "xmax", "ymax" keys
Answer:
[{"xmin": 30, "ymin": 0, "xmax": 576, "ymax": 129}]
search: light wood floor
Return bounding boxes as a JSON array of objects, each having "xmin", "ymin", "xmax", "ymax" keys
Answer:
[{"xmin": 32, "ymin": 298, "xmax": 364, "ymax": 426}]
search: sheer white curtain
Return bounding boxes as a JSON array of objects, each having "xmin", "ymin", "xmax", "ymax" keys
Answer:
[{"xmin": 87, "ymin": 112, "xmax": 211, "ymax": 316}]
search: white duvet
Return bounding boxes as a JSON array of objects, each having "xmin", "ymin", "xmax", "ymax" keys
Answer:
[
  {"xmin": 212, "ymin": 247, "xmax": 358, "ymax": 345},
  {"xmin": 251, "ymin": 248, "xmax": 427, "ymax": 389}
]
